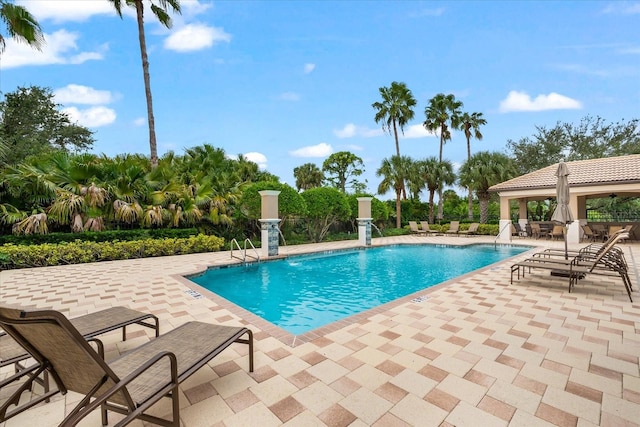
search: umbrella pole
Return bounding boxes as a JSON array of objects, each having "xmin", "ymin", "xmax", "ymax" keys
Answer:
[{"xmin": 564, "ymin": 226, "xmax": 569, "ymax": 259}]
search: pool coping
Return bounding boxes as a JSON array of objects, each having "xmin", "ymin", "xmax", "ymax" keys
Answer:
[{"xmin": 174, "ymin": 241, "xmax": 541, "ymax": 347}]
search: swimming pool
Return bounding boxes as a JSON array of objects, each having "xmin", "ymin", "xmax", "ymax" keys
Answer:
[{"xmin": 189, "ymin": 244, "xmax": 530, "ymax": 335}]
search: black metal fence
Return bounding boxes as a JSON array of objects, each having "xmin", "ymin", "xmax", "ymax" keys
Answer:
[{"xmin": 586, "ymin": 210, "xmax": 640, "ymax": 222}]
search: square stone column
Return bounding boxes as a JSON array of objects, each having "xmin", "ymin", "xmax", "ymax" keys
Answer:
[
  {"xmin": 259, "ymin": 190, "xmax": 281, "ymax": 257},
  {"xmin": 259, "ymin": 219, "xmax": 281, "ymax": 257},
  {"xmin": 356, "ymin": 197, "xmax": 373, "ymax": 246}
]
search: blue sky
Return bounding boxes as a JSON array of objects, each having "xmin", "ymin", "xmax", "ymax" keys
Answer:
[{"xmin": 2, "ymin": 1, "xmax": 639, "ymax": 196}]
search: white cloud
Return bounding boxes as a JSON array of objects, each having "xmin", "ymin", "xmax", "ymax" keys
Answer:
[
  {"xmin": 164, "ymin": 24, "xmax": 231, "ymax": 52},
  {"xmin": 289, "ymin": 143, "xmax": 333, "ymax": 158},
  {"xmin": 334, "ymin": 123, "xmax": 383, "ymax": 138},
  {"xmin": 334, "ymin": 123, "xmax": 357, "ymax": 138},
  {"xmin": 0, "ymin": 30, "xmax": 105, "ymax": 69},
  {"xmin": 279, "ymin": 92, "xmax": 300, "ymax": 101},
  {"xmin": 243, "ymin": 152, "xmax": 268, "ymax": 169},
  {"xmin": 499, "ymin": 90, "xmax": 582, "ymax": 113},
  {"xmin": 304, "ymin": 63, "xmax": 316, "ymax": 74},
  {"xmin": 400, "ymin": 124, "xmax": 437, "ymax": 139},
  {"xmin": 63, "ymin": 106, "xmax": 116, "ymax": 128},
  {"xmin": 54, "ymin": 85, "xmax": 115, "ymax": 105},
  {"xmin": 180, "ymin": 0, "xmax": 213, "ymax": 18},
  {"xmin": 17, "ymin": 0, "xmax": 116, "ymax": 22},
  {"xmin": 133, "ymin": 118, "xmax": 146, "ymax": 126}
]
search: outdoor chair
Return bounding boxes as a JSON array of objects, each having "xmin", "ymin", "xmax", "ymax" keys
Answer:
[
  {"xmin": 418, "ymin": 221, "xmax": 439, "ymax": 234},
  {"xmin": 510, "ymin": 232, "xmax": 633, "ymax": 301},
  {"xmin": 445, "ymin": 221, "xmax": 460, "ymax": 236},
  {"xmin": 529, "ymin": 223, "xmax": 542, "ymax": 239},
  {"xmin": 511, "ymin": 223, "xmax": 526, "ymax": 238},
  {"xmin": 541, "ymin": 227, "xmax": 628, "ymax": 260},
  {"xmin": 549, "ymin": 225, "xmax": 565, "ymax": 240},
  {"xmin": 0, "ymin": 306, "xmax": 253, "ymax": 426},
  {"xmin": 1, "ymin": 306, "xmax": 159, "ymax": 396},
  {"xmin": 590, "ymin": 223, "xmax": 607, "ymax": 241},
  {"xmin": 408, "ymin": 221, "xmax": 427, "ymax": 235},
  {"xmin": 459, "ymin": 223, "xmax": 479, "ymax": 237},
  {"xmin": 581, "ymin": 225, "xmax": 596, "ymax": 242}
]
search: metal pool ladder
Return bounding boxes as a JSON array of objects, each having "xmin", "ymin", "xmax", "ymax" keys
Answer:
[{"xmin": 230, "ymin": 238, "xmax": 260, "ymax": 264}]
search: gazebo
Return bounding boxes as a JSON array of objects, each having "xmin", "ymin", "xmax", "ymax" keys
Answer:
[{"xmin": 489, "ymin": 154, "xmax": 640, "ymax": 243}]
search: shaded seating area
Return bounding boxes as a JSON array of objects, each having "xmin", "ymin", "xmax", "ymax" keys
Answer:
[
  {"xmin": 0, "ymin": 306, "xmax": 253, "ymax": 425},
  {"xmin": 549, "ymin": 225, "xmax": 565, "ymax": 240},
  {"xmin": 510, "ymin": 231, "xmax": 633, "ymax": 301},
  {"xmin": 581, "ymin": 224, "xmax": 597, "ymax": 242}
]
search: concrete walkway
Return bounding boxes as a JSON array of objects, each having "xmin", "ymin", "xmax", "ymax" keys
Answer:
[{"xmin": 1, "ymin": 235, "xmax": 638, "ymax": 426}]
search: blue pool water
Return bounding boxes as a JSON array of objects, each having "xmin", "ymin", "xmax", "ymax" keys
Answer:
[{"xmin": 189, "ymin": 244, "xmax": 529, "ymax": 335}]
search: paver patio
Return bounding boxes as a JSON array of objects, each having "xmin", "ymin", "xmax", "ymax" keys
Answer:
[{"xmin": 1, "ymin": 234, "xmax": 638, "ymax": 426}]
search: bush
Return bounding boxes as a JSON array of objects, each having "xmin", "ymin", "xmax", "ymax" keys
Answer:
[
  {"xmin": 0, "ymin": 234, "xmax": 224, "ymax": 270},
  {"xmin": 0, "ymin": 228, "xmax": 200, "ymax": 246}
]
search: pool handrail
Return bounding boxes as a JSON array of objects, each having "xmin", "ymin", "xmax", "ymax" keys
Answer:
[{"xmin": 230, "ymin": 238, "xmax": 260, "ymax": 264}]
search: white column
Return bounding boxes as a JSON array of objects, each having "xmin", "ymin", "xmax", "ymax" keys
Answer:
[{"xmin": 498, "ymin": 219, "xmax": 512, "ymax": 242}]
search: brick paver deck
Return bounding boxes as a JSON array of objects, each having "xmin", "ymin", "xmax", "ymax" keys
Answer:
[{"xmin": 1, "ymin": 235, "xmax": 638, "ymax": 426}]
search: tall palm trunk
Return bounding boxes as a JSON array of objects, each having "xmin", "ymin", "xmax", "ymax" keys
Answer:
[
  {"xmin": 428, "ymin": 190, "xmax": 435, "ymax": 224},
  {"xmin": 392, "ymin": 120, "xmax": 400, "ymax": 157},
  {"xmin": 466, "ymin": 134, "xmax": 473, "ymax": 220},
  {"xmin": 395, "ymin": 188, "xmax": 402, "ymax": 228},
  {"xmin": 392, "ymin": 120, "xmax": 407, "ymax": 200},
  {"xmin": 134, "ymin": 0, "xmax": 158, "ymax": 168},
  {"xmin": 437, "ymin": 131, "xmax": 444, "ymax": 221},
  {"xmin": 479, "ymin": 192, "xmax": 490, "ymax": 224}
]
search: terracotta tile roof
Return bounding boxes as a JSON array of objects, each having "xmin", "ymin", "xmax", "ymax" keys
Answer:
[{"xmin": 489, "ymin": 154, "xmax": 640, "ymax": 192}]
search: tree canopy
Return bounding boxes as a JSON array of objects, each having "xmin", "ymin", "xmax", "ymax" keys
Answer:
[
  {"xmin": 372, "ymin": 81, "xmax": 416, "ymax": 157},
  {"xmin": 301, "ymin": 187, "xmax": 351, "ymax": 242},
  {"xmin": 0, "ymin": 0, "xmax": 44, "ymax": 52},
  {"xmin": 322, "ymin": 151, "xmax": 365, "ymax": 193},
  {"xmin": 506, "ymin": 115, "xmax": 640, "ymax": 175},
  {"xmin": 293, "ymin": 163, "xmax": 324, "ymax": 191},
  {"xmin": 459, "ymin": 151, "xmax": 516, "ymax": 223},
  {"xmin": 0, "ymin": 86, "xmax": 95, "ymax": 167}
]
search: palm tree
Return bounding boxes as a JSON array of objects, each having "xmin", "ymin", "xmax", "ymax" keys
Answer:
[
  {"xmin": 376, "ymin": 155, "xmax": 412, "ymax": 229},
  {"xmin": 107, "ymin": 0, "xmax": 181, "ymax": 168},
  {"xmin": 293, "ymin": 163, "xmax": 324, "ymax": 191},
  {"xmin": 458, "ymin": 151, "xmax": 516, "ymax": 223},
  {"xmin": 0, "ymin": 1, "xmax": 44, "ymax": 52},
  {"xmin": 423, "ymin": 93, "xmax": 463, "ymax": 220},
  {"xmin": 415, "ymin": 157, "xmax": 455, "ymax": 224},
  {"xmin": 458, "ymin": 111, "xmax": 486, "ymax": 220},
  {"xmin": 372, "ymin": 82, "xmax": 417, "ymax": 157}
]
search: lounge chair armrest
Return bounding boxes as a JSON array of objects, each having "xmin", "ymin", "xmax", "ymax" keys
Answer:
[
  {"xmin": 62, "ymin": 351, "xmax": 179, "ymax": 426},
  {"xmin": 87, "ymin": 337, "xmax": 105, "ymax": 359}
]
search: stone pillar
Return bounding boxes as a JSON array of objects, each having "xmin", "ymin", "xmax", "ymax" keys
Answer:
[
  {"xmin": 258, "ymin": 190, "xmax": 281, "ymax": 257},
  {"xmin": 498, "ymin": 219, "xmax": 512, "ymax": 242},
  {"xmin": 498, "ymin": 196, "xmax": 512, "ymax": 242},
  {"xmin": 567, "ymin": 194, "xmax": 580, "ymax": 245},
  {"xmin": 356, "ymin": 197, "xmax": 373, "ymax": 246}
]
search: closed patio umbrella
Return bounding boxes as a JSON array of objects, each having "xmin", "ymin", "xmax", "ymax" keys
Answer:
[{"xmin": 551, "ymin": 161, "xmax": 574, "ymax": 259}]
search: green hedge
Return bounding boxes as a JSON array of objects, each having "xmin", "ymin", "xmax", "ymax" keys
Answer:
[
  {"xmin": 0, "ymin": 234, "xmax": 224, "ymax": 270},
  {"xmin": 0, "ymin": 228, "xmax": 201, "ymax": 246}
]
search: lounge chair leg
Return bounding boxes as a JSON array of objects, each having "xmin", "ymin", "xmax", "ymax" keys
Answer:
[{"xmin": 102, "ymin": 403, "xmax": 108, "ymax": 426}]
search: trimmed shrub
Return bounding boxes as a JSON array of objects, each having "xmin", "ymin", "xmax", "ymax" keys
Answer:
[
  {"xmin": 0, "ymin": 228, "xmax": 200, "ymax": 246},
  {"xmin": 0, "ymin": 234, "xmax": 224, "ymax": 270}
]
